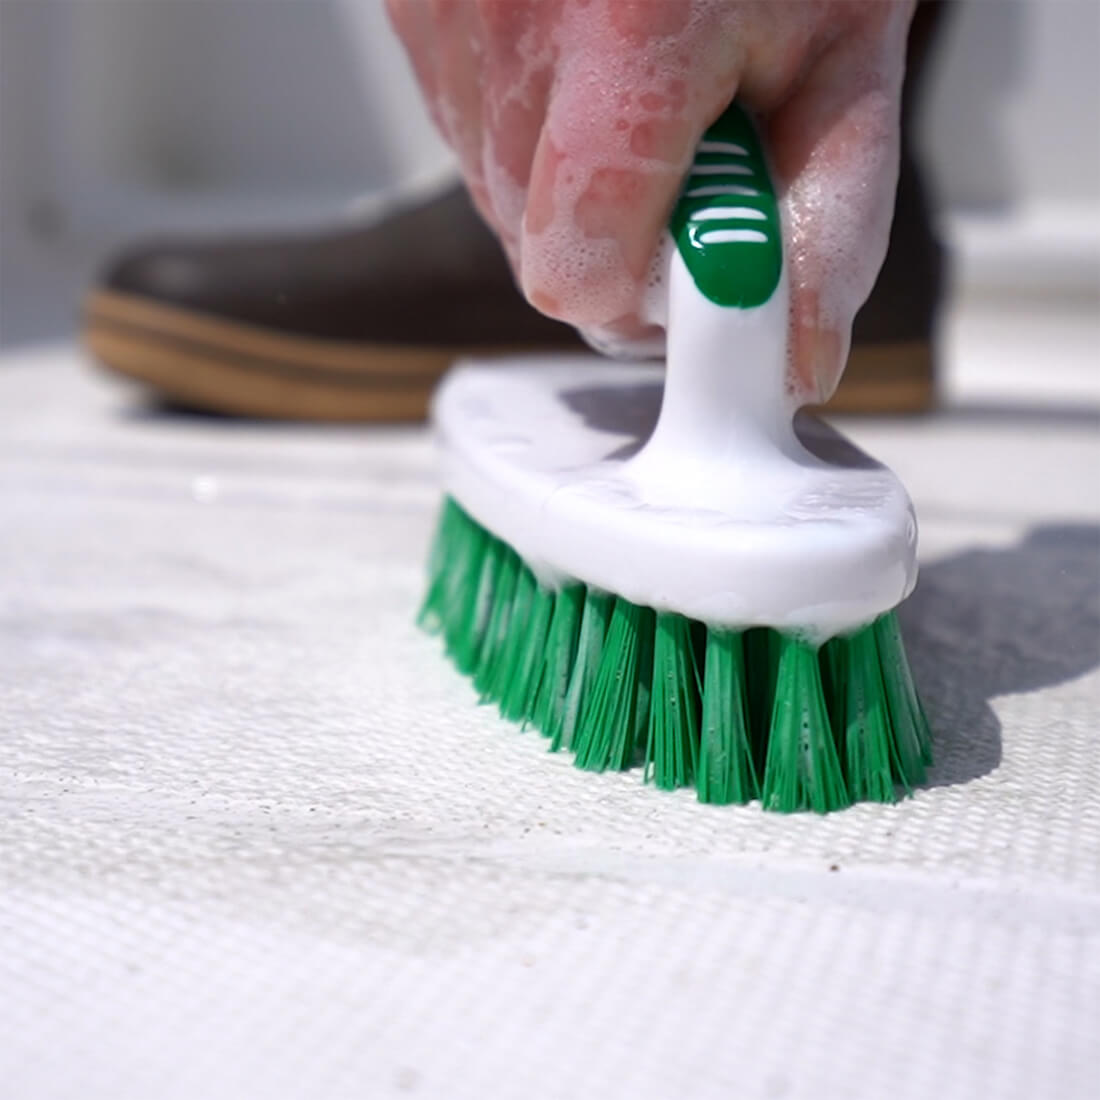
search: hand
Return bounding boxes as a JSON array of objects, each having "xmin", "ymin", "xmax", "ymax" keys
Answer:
[{"xmin": 386, "ymin": 0, "xmax": 916, "ymax": 402}]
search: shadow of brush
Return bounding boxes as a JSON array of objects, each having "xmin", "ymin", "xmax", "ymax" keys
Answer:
[{"xmin": 901, "ymin": 522, "xmax": 1100, "ymax": 790}]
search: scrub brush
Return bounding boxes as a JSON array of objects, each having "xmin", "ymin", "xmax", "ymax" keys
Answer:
[{"xmin": 420, "ymin": 102, "xmax": 932, "ymax": 812}]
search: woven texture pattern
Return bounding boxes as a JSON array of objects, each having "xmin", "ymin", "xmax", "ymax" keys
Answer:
[{"xmin": 2, "ymin": 351, "xmax": 1098, "ymax": 1099}]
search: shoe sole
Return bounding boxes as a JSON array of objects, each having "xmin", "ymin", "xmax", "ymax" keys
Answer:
[
  {"xmin": 84, "ymin": 289, "xmax": 933, "ymax": 420},
  {"xmin": 83, "ymin": 290, "xmax": 535, "ymax": 421},
  {"xmin": 823, "ymin": 340, "xmax": 935, "ymax": 415}
]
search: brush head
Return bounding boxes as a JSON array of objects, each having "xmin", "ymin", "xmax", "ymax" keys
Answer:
[
  {"xmin": 419, "ymin": 497, "xmax": 934, "ymax": 812},
  {"xmin": 433, "ymin": 356, "xmax": 918, "ymax": 642}
]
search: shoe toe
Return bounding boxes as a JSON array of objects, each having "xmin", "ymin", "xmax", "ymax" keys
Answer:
[{"xmin": 100, "ymin": 239, "xmax": 220, "ymax": 311}]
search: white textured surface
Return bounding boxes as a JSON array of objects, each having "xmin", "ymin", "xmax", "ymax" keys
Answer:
[{"xmin": 2, "ymin": 347, "xmax": 1099, "ymax": 1100}]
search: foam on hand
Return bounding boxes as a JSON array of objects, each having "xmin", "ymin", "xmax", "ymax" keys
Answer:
[{"xmin": 496, "ymin": 0, "xmax": 909, "ymax": 398}]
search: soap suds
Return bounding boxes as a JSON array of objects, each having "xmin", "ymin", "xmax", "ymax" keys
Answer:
[
  {"xmin": 511, "ymin": 0, "xmax": 909, "ymax": 399},
  {"xmin": 391, "ymin": 0, "xmax": 912, "ymax": 396}
]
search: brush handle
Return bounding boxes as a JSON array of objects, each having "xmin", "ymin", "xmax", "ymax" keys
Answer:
[
  {"xmin": 668, "ymin": 102, "xmax": 783, "ymax": 310},
  {"xmin": 640, "ymin": 102, "xmax": 794, "ymax": 473}
]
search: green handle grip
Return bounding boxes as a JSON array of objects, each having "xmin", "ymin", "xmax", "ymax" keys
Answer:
[{"xmin": 668, "ymin": 103, "xmax": 782, "ymax": 309}]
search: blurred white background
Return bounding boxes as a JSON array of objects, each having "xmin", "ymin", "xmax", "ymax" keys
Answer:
[{"xmin": 1, "ymin": 0, "xmax": 1098, "ymax": 403}]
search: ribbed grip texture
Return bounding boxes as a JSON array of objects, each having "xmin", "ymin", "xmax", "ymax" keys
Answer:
[{"xmin": 668, "ymin": 102, "xmax": 782, "ymax": 308}]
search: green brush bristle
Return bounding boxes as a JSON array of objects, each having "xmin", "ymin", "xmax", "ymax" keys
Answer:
[
  {"xmin": 761, "ymin": 640, "xmax": 850, "ymax": 813},
  {"xmin": 744, "ymin": 627, "xmax": 781, "ymax": 760},
  {"xmin": 554, "ymin": 590, "xmax": 612, "ymax": 753},
  {"xmin": 828, "ymin": 628, "xmax": 895, "ymax": 802},
  {"xmin": 875, "ymin": 613, "xmax": 934, "ymax": 782},
  {"xmin": 419, "ymin": 497, "xmax": 482, "ymax": 650},
  {"xmin": 505, "ymin": 582, "xmax": 555, "ymax": 725},
  {"xmin": 531, "ymin": 583, "xmax": 584, "ymax": 744},
  {"xmin": 697, "ymin": 629, "xmax": 758, "ymax": 804},
  {"xmin": 573, "ymin": 600, "xmax": 654, "ymax": 772},
  {"xmin": 421, "ymin": 500, "xmax": 933, "ymax": 813},
  {"xmin": 472, "ymin": 544, "xmax": 520, "ymax": 698},
  {"xmin": 645, "ymin": 613, "xmax": 700, "ymax": 789}
]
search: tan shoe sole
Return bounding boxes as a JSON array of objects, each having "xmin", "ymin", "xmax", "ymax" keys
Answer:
[
  {"xmin": 84, "ymin": 290, "xmax": 476, "ymax": 421},
  {"xmin": 85, "ymin": 290, "xmax": 933, "ymax": 421},
  {"xmin": 824, "ymin": 341, "xmax": 935, "ymax": 415}
]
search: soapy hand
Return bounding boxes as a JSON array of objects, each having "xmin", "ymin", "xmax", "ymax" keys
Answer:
[{"xmin": 386, "ymin": 0, "xmax": 916, "ymax": 402}]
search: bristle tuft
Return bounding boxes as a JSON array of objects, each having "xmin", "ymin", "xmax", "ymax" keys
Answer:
[
  {"xmin": 697, "ymin": 629, "xmax": 758, "ymax": 804},
  {"xmin": 532, "ymin": 584, "xmax": 584, "ymax": 746},
  {"xmin": 573, "ymin": 600, "xmax": 654, "ymax": 772},
  {"xmin": 762, "ymin": 640, "xmax": 850, "ymax": 813},
  {"xmin": 645, "ymin": 613, "xmax": 700, "ymax": 790}
]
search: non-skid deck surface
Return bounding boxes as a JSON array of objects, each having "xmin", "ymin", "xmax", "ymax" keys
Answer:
[{"xmin": 2, "ymin": 347, "xmax": 1098, "ymax": 1099}]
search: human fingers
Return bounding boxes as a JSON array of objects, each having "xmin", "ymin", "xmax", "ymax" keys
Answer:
[{"xmin": 764, "ymin": 2, "xmax": 914, "ymax": 401}]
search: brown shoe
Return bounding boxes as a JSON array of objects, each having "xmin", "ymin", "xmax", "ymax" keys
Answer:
[
  {"xmin": 84, "ymin": 187, "xmax": 586, "ymax": 421},
  {"xmin": 85, "ymin": 174, "xmax": 939, "ymax": 420},
  {"xmin": 84, "ymin": 9, "xmax": 943, "ymax": 421}
]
